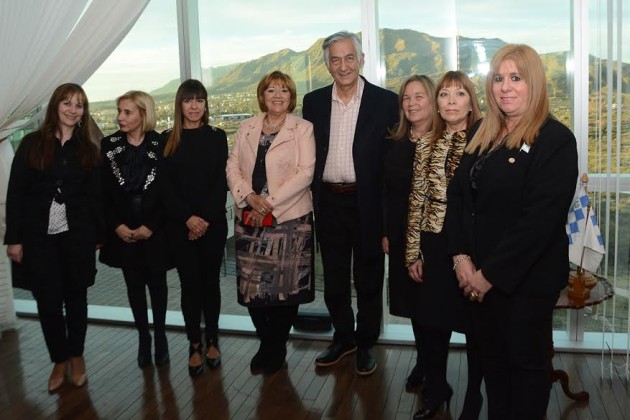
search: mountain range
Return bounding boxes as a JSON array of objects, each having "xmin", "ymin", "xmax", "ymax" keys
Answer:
[{"xmin": 150, "ymin": 28, "xmax": 629, "ymax": 98}]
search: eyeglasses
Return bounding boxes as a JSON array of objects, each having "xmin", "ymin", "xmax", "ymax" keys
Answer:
[{"xmin": 329, "ymin": 55, "xmax": 357, "ymax": 67}]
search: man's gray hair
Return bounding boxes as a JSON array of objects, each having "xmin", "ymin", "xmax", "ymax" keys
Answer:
[{"xmin": 322, "ymin": 31, "xmax": 363, "ymax": 68}]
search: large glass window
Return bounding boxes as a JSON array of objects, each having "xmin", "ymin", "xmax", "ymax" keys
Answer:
[
  {"xmin": 198, "ymin": 0, "xmax": 361, "ymax": 317},
  {"xmin": 10, "ymin": 0, "xmax": 629, "ymax": 349},
  {"xmin": 587, "ymin": 0, "xmax": 630, "ymax": 335},
  {"xmin": 12, "ymin": 0, "xmax": 181, "ymax": 310},
  {"xmin": 378, "ymin": 0, "xmax": 572, "ymax": 326},
  {"xmin": 198, "ymin": 0, "xmax": 361, "ymax": 143},
  {"xmin": 83, "ymin": 0, "xmax": 180, "ymax": 136}
]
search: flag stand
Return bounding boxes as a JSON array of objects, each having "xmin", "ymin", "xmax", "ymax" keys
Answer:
[{"xmin": 567, "ymin": 173, "xmax": 597, "ymax": 301}]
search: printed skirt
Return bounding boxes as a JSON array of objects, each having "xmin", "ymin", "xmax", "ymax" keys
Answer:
[{"xmin": 235, "ymin": 213, "xmax": 314, "ymax": 307}]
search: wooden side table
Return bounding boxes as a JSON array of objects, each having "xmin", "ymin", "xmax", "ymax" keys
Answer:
[{"xmin": 551, "ymin": 277, "xmax": 614, "ymax": 401}]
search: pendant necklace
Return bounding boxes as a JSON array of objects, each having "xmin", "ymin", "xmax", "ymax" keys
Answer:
[{"xmin": 263, "ymin": 117, "xmax": 285, "ymax": 131}]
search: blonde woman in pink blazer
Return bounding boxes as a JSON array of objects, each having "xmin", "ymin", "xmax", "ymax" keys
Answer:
[{"xmin": 226, "ymin": 70, "xmax": 315, "ymax": 375}]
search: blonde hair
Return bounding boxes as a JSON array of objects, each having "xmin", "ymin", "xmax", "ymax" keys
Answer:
[
  {"xmin": 116, "ymin": 90, "xmax": 156, "ymax": 133},
  {"xmin": 389, "ymin": 75, "xmax": 436, "ymax": 141},
  {"xmin": 466, "ymin": 44, "xmax": 549, "ymax": 154},
  {"xmin": 430, "ymin": 71, "xmax": 481, "ymax": 145}
]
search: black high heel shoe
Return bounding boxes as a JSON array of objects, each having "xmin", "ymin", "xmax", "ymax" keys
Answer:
[
  {"xmin": 250, "ymin": 346, "xmax": 266, "ymax": 374},
  {"xmin": 405, "ymin": 364, "xmax": 425, "ymax": 391},
  {"xmin": 205, "ymin": 338, "xmax": 221, "ymax": 368},
  {"xmin": 458, "ymin": 392, "xmax": 483, "ymax": 420},
  {"xmin": 154, "ymin": 331, "xmax": 170, "ymax": 367},
  {"xmin": 137, "ymin": 334, "xmax": 152, "ymax": 369},
  {"xmin": 413, "ymin": 385, "xmax": 453, "ymax": 419},
  {"xmin": 188, "ymin": 343, "xmax": 204, "ymax": 377}
]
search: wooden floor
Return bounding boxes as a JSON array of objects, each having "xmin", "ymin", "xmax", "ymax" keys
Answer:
[{"xmin": 1, "ymin": 319, "xmax": 629, "ymax": 419}]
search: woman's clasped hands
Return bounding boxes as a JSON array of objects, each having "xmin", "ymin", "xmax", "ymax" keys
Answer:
[
  {"xmin": 452, "ymin": 255, "xmax": 492, "ymax": 303},
  {"xmin": 244, "ymin": 193, "xmax": 273, "ymax": 228},
  {"xmin": 186, "ymin": 215, "xmax": 209, "ymax": 241}
]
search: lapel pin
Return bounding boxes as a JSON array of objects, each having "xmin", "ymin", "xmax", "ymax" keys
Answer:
[{"xmin": 508, "ymin": 157, "xmax": 516, "ymax": 163}]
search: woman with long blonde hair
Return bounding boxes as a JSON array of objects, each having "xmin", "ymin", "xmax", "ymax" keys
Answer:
[{"xmin": 447, "ymin": 44, "xmax": 578, "ymax": 419}]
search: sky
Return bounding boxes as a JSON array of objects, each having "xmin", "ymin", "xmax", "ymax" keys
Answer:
[{"xmin": 83, "ymin": 0, "xmax": 629, "ymax": 102}]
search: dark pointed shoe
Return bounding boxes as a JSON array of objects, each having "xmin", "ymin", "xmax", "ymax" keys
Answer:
[
  {"xmin": 314, "ymin": 342, "xmax": 357, "ymax": 367},
  {"xmin": 154, "ymin": 350, "xmax": 170, "ymax": 367},
  {"xmin": 154, "ymin": 332, "xmax": 170, "ymax": 367},
  {"xmin": 205, "ymin": 338, "xmax": 221, "ymax": 368},
  {"xmin": 250, "ymin": 345, "xmax": 266, "ymax": 374},
  {"xmin": 355, "ymin": 347, "xmax": 377, "ymax": 376},
  {"xmin": 413, "ymin": 385, "xmax": 453, "ymax": 419},
  {"xmin": 263, "ymin": 344, "xmax": 287, "ymax": 375},
  {"xmin": 138, "ymin": 352, "xmax": 152, "ymax": 369},
  {"xmin": 458, "ymin": 393, "xmax": 483, "ymax": 420},
  {"xmin": 405, "ymin": 364, "xmax": 425, "ymax": 391},
  {"xmin": 138, "ymin": 333, "xmax": 152, "ymax": 368},
  {"xmin": 188, "ymin": 343, "xmax": 204, "ymax": 377}
]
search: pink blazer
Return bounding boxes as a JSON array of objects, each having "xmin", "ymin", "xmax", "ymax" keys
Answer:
[{"xmin": 226, "ymin": 113, "xmax": 315, "ymax": 224}]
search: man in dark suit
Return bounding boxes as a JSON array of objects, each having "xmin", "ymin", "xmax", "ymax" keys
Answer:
[{"xmin": 302, "ymin": 31, "xmax": 398, "ymax": 375}]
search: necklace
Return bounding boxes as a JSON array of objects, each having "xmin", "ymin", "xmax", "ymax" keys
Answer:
[
  {"xmin": 410, "ymin": 126, "xmax": 425, "ymax": 142},
  {"xmin": 263, "ymin": 117, "xmax": 285, "ymax": 131}
]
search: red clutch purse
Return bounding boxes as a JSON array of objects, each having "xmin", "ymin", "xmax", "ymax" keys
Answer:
[{"xmin": 242, "ymin": 210, "xmax": 273, "ymax": 227}]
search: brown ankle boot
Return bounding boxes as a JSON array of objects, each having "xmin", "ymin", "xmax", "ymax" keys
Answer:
[
  {"xmin": 70, "ymin": 356, "xmax": 88, "ymax": 387},
  {"xmin": 48, "ymin": 361, "xmax": 68, "ymax": 393}
]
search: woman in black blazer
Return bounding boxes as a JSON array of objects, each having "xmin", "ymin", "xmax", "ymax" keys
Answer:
[
  {"xmin": 383, "ymin": 75, "xmax": 435, "ymax": 391},
  {"xmin": 446, "ymin": 44, "xmax": 578, "ymax": 419},
  {"xmin": 160, "ymin": 79, "xmax": 228, "ymax": 377},
  {"xmin": 405, "ymin": 71, "xmax": 482, "ymax": 419},
  {"xmin": 5, "ymin": 83, "xmax": 103, "ymax": 392},
  {"xmin": 100, "ymin": 91, "xmax": 171, "ymax": 369}
]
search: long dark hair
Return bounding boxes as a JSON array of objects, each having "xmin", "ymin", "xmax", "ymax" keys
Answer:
[
  {"xmin": 164, "ymin": 79, "xmax": 209, "ymax": 157},
  {"xmin": 28, "ymin": 83, "xmax": 99, "ymax": 170},
  {"xmin": 430, "ymin": 71, "xmax": 481, "ymax": 146}
]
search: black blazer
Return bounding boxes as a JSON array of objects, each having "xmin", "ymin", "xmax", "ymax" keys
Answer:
[
  {"xmin": 5, "ymin": 131, "xmax": 103, "ymax": 290},
  {"xmin": 446, "ymin": 117, "xmax": 578, "ymax": 297},
  {"xmin": 302, "ymin": 77, "xmax": 398, "ymax": 257},
  {"xmin": 99, "ymin": 130, "xmax": 172, "ymax": 271},
  {"xmin": 159, "ymin": 125, "xmax": 228, "ymax": 238}
]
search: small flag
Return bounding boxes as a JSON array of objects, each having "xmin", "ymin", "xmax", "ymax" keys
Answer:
[{"xmin": 566, "ymin": 187, "xmax": 605, "ymax": 273}]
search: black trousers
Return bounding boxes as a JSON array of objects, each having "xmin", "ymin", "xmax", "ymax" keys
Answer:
[
  {"xmin": 248, "ymin": 305, "xmax": 298, "ymax": 355},
  {"xmin": 121, "ymin": 268, "xmax": 167, "ymax": 340},
  {"xmin": 472, "ymin": 291, "xmax": 557, "ymax": 420},
  {"xmin": 411, "ymin": 319, "xmax": 426, "ymax": 376},
  {"xmin": 317, "ymin": 188, "xmax": 384, "ymax": 347},
  {"xmin": 459, "ymin": 332, "xmax": 484, "ymax": 420},
  {"xmin": 29, "ymin": 231, "xmax": 92, "ymax": 363},
  {"xmin": 33, "ymin": 286, "xmax": 87, "ymax": 363},
  {"xmin": 417, "ymin": 324, "xmax": 452, "ymax": 405},
  {"xmin": 173, "ymin": 221, "xmax": 227, "ymax": 344}
]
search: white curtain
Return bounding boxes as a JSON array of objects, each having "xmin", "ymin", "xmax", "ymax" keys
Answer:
[
  {"xmin": 0, "ymin": 0, "xmax": 150, "ymax": 327},
  {"xmin": 0, "ymin": 0, "xmax": 150, "ymax": 139},
  {"xmin": 0, "ymin": 140, "xmax": 16, "ymax": 333}
]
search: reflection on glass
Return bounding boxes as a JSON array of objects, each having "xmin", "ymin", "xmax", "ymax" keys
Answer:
[
  {"xmin": 83, "ymin": 0, "xmax": 180, "ymax": 136},
  {"xmin": 378, "ymin": 0, "xmax": 573, "ymax": 326}
]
